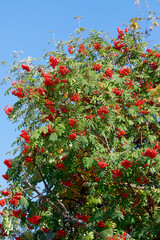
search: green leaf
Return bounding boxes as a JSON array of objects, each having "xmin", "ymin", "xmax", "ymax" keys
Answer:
[
  {"xmin": 83, "ymin": 231, "xmax": 94, "ymax": 240},
  {"xmin": 112, "ymin": 209, "xmax": 124, "ymax": 221},
  {"xmin": 83, "ymin": 157, "xmax": 94, "ymax": 169},
  {"xmin": 101, "ymin": 228, "xmax": 113, "ymax": 237},
  {"xmin": 49, "ymin": 133, "xmax": 57, "ymax": 142}
]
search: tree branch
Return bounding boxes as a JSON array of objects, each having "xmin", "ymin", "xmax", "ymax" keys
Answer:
[
  {"xmin": 24, "ymin": 179, "xmax": 87, "ymax": 226},
  {"xmin": 103, "ymin": 133, "xmax": 110, "ymax": 152},
  {"xmin": 33, "ymin": 161, "xmax": 68, "ymax": 213}
]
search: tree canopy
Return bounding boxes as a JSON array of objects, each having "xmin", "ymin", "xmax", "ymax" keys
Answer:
[{"xmin": 1, "ymin": 26, "xmax": 160, "ymax": 239}]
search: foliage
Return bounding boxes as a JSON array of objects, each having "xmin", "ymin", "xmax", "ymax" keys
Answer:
[{"xmin": 1, "ymin": 25, "xmax": 160, "ymax": 239}]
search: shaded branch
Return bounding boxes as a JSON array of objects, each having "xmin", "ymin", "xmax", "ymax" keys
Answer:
[
  {"xmin": 33, "ymin": 161, "xmax": 68, "ymax": 213},
  {"xmin": 24, "ymin": 179, "xmax": 87, "ymax": 226}
]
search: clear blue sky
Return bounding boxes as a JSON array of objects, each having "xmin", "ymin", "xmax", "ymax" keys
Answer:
[{"xmin": 0, "ymin": 0, "xmax": 160, "ymax": 189}]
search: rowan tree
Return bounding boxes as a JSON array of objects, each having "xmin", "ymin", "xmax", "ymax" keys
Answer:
[{"xmin": 1, "ymin": 26, "xmax": 160, "ymax": 239}]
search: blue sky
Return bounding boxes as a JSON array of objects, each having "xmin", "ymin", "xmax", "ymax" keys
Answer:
[{"xmin": 0, "ymin": 0, "xmax": 160, "ymax": 189}]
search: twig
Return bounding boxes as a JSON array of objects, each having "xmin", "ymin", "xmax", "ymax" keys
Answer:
[
  {"xmin": 135, "ymin": 16, "xmax": 160, "ymax": 21},
  {"xmin": 103, "ymin": 133, "xmax": 110, "ymax": 152},
  {"xmin": 33, "ymin": 162, "xmax": 68, "ymax": 213},
  {"xmin": 25, "ymin": 179, "xmax": 87, "ymax": 225},
  {"xmin": 141, "ymin": 130, "xmax": 143, "ymax": 146},
  {"xmin": 22, "ymin": 187, "xmax": 31, "ymax": 192},
  {"xmin": 50, "ymin": 30, "xmax": 56, "ymax": 47},
  {"xmin": 16, "ymin": 52, "xmax": 22, "ymax": 81},
  {"xmin": 25, "ymin": 179, "xmax": 63, "ymax": 214},
  {"xmin": 77, "ymin": 16, "xmax": 82, "ymax": 42},
  {"xmin": 43, "ymin": 232, "xmax": 50, "ymax": 240},
  {"xmin": 74, "ymin": 16, "xmax": 83, "ymax": 42},
  {"xmin": 3, "ymin": 63, "xmax": 13, "ymax": 82}
]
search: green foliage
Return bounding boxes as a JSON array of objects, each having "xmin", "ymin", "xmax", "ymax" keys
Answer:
[{"xmin": 1, "ymin": 26, "xmax": 160, "ymax": 239}]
